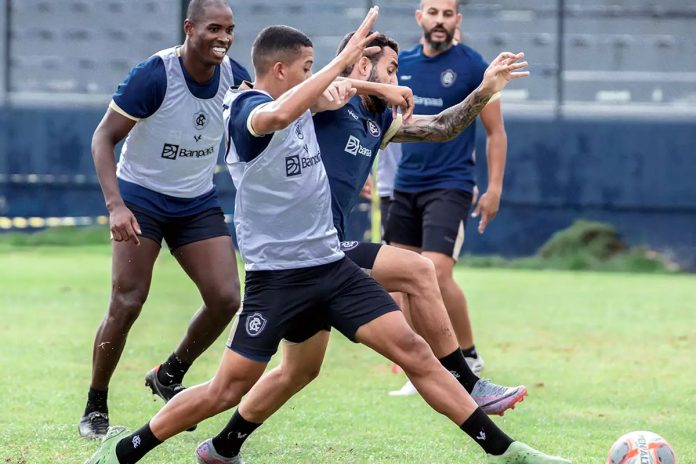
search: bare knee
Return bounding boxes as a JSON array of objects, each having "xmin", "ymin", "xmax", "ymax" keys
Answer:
[
  {"xmin": 279, "ymin": 361, "xmax": 322, "ymax": 393},
  {"xmin": 408, "ymin": 256, "xmax": 439, "ymax": 295},
  {"xmin": 108, "ymin": 285, "xmax": 148, "ymax": 328},
  {"xmin": 432, "ymin": 261, "xmax": 455, "ymax": 288},
  {"xmin": 205, "ymin": 379, "xmax": 247, "ymax": 414},
  {"xmin": 391, "ymin": 331, "xmax": 435, "ymax": 375},
  {"xmin": 204, "ymin": 287, "xmax": 241, "ymax": 322}
]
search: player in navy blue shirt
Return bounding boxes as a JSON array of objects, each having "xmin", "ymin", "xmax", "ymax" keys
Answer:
[
  {"xmin": 79, "ymin": 0, "xmax": 250, "ymax": 439},
  {"xmin": 385, "ymin": 0, "xmax": 512, "ymax": 380}
]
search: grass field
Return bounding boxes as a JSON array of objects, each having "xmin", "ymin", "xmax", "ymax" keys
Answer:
[{"xmin": 1, "ymin": 244, "xmax": 694, "ymax": 463}]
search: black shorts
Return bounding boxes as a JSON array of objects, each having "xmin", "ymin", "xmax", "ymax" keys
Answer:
[
  {"xmin": 228, "ymin": 257, "xmax": 399, "ymax": 362},
  {"xmin": 126, "ymin": 202, "xmax": 231, "ymax": 252},
  {"xmin": 341, "ymin": 241, "xmax": 383, "ymax": 271},
  {"xmin": 379, "ymin": 196, "xmax": 392, "ymax": 242},
  {"xmin": 385, "ymin": 189, "xmax": 473, "ymax": 260}
]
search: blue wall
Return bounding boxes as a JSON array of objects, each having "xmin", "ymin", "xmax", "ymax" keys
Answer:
[
  {"xmin": 1, "ymin": 106, "xmax": 694, "ymax": 268},
  {"xmin": 466, "ymin": 118, "xmax": 696, "ymax": 269}
]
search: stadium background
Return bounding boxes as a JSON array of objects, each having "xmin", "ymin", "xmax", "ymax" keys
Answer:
[{"xmin": 0, "ymin": 0, "xmax": 694, "ymax": 268}]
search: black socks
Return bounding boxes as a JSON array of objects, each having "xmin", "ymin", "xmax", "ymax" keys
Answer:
[
  {"xmin": 438, "ymin": 348, "xmax": 480, "ymax": 393},
  {"xmin": 211, "ymin": 409, "xmax": 263, "ymax": 458},
  {"xmin": 84, "ymin": 387, "xmax": 108, "ymax": 415},
  {"xmin": 157, "ymin": 353, "xmax": 191, "ymax": 386},
  {"xmin": 461, "ymin": 345, "xmax": 479, "ymax": 360},
  {"xmin": 460, "ymin": 407, "xmax": 513, "ymax": 456},
  {"xmin": 115, "ymin": 423, "xmax": 162, "ymax": 464}
]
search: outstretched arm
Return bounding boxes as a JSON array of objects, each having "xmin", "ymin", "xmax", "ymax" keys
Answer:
[
  {"xmin": 250, "ymin": 8, "xmax": 380, "ymax": 134},
  {"xmin": 389, "ymin": 51, "xmax": 528, "ymax": 143}
]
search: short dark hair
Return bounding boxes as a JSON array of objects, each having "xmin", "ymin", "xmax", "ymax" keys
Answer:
[
  {"xmin": 419, "ymin": 0, "xmax": 461, "ymax": 12},
  {"xmin": 186, "ymin": 0, "xmax": 230, "ymax": 23},
  {"xmin": 336, "ymin": 32, "xmax": 399, "ymax": 76},
  {"xmin": 252, "ymin": 26, "xmax": 313, "ymax": 76}
]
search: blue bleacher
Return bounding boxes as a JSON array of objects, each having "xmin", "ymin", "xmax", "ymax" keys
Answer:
[{"xmin": 2, "ymin": 0, "xmax": 695, "ymax": 106}]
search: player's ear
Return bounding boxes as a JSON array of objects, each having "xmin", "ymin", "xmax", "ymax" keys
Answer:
[
  {"xmin": 273, "ymin": 61, "xmax": 285, "ymax": 80},
  {"xmin": 358, "ymin": 56, "xmax": 372, "ymax": 78},
  {"xmin": 415, "ymin": 9, "xmax": 423, "ymax": 26},
  {"xmin": 183, "ymin": 19, "xmax": 194, "ymax": 38}
]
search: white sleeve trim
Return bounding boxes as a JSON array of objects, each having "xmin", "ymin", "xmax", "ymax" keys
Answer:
[
  {"xmin": 380, "ymin": 113, "xmax": 403, "ymax": 149},
  {"xmin": 246, "ymin": 102, "xmax": 271, "ymax": 137},
  {"xmin": 109, "ymin": 100, "xmax": 140, "ymax": 122}
]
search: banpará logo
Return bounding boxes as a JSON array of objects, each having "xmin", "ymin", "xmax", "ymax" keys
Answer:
[
  {"xmin": 344, "ymin": 135, "xmax": 373, "ymax": 157},
  {"xmin": 246, "ymin": 312, "xmax": 267, "ymax": 337},
  {"xmin": 161, "ymin": 143, "xmax": 179, "ymax": 160},
  {"xmin": 440, "ymin": 69, "xmax": 457, "ymax": 88},
  {"xmin": 340, "ymin": 241, "xmax": 360, "ymax": 251},
  {"xmin": 193, "ymin": 111, "xmax": 209, "ymax": 130},
  {"xmin": 178, "ymin": 145, "xmax": 215, "ymax": 158},
  {"xmin": 367, "ymin": 120, "xmax": 381, "ymax": 137},
  {"xmin": 285, "ymin": 154, "xmax": 301, "ymax": 176},
  {"xmin": 413, "ymin": 95, "xmax": 444, "ymax": 107}
]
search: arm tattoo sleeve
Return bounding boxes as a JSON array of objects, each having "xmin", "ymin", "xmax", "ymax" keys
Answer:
[{"xmin": 390, "ymin": 89, "xmax": 492, "ymax": 143}]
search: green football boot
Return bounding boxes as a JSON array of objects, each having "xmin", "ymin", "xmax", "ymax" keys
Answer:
[
  {"xmin": 84, "ymin": 426, "xmax": 129, "ymax": 464},
  {"xmin": 487, "ymin": 441, "xmax": 571, "ymax": 464}
]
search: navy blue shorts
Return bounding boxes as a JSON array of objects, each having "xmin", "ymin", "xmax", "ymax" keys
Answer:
[
  {"xmin": 340, "ymin": 241, "xmax": 383, "ymax": 271},
  {"xmin": 126, "ymin": 202, "xmax": 230, "ymax": 252},
  {"xmin": 228, "ymin": 257, "xmax": 399, "ymax": 362},
  {"xmin": 385, "ymin": 189, "xmax": 473, "ymax": 260}
]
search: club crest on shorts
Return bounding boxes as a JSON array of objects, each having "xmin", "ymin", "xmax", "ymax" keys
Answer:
[
  {"xmin": 246, "ymin": 312, "xmax": 267, "ymax": 337},
  {"xmin": 340, "ymin": 241, "xmax": 360, "ymax": 251},
  {"xmin": 440, "ymin": 69, "xmax": 457, "ymax": 88},
  {"xmin": 193, "ymin": 111, "xmax": 209, "ymax": 130},
  {"xmin": 367, "ymin": 120, "xmax": 381, "ymax": 137}
]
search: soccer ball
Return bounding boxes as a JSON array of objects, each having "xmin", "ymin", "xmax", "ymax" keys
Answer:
[{"xmin": 607, "ymin": 431, "xmax": 676, "ymax": 464}]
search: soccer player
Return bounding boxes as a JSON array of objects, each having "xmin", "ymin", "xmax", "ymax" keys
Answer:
[
  {"xmin": 194, "ymin": 32, "xmax": 540, "ymax": 464},
  {"xmin": 384, "ymin": 0, "xmax": 510, "ymax": 389},
  {"xmin": 79, "ymin": 0, "xmax": 250, "ymax": 439},
  {"xmin": 86, "ymin": 11, "xmax": 570, "ymax": 464}
]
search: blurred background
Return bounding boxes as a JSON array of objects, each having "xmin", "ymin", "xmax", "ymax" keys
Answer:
[{"xmin": 0, "ymin": 0, "xmax": 694, "ymax": 269}]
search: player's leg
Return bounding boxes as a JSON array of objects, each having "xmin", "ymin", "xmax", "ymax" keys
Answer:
[
  {"xmin": 419, "ymin": 188, "xmax": 483, "ymax": 373},
  {"xmin": 371, "ymin": 244, "xmax": 459, "ymax": 358},
  {"xmin": 85, "ymin": 267, "xmax": 290, "ymax": 464},
  {"xmin": 145, "ymin": 208, "xmax": 240, "ymax": 403},
  {"xmin": 197, "ymin": 331, "xmax": 331, "ymax": 462},
  {"xmin": 348, "ymin": 243, "xmax": 475, "ymax": 389},
  {"xmin": 369, "ymin": 243, "xmax": 526, "ymax": 413},
  {"xmin": 356, "ymin": 312, "xmax": 570, "ymax": 463},
  {"xmin": 85, "ymin": 349, "xmax": 268, "ymax": 464},
  {"xmin": 79, "ymin": 206, "xmax": 163, "ymax": 439}
]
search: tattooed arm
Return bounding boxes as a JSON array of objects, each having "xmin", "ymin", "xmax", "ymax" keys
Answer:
[
  {"xmin": 390, "ymin": 88, "xmax": 493, "ymax": 143},
  {"xmin": 389, "ymin": 51, "xmax": 528, "ymax": 144}
]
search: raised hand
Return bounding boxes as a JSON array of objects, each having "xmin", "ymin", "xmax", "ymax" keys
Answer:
[
  {"xmin": 316, "ymin": 79, "xmax": 358, "ymax": 112},
  {"xmin": 336, "ymin": 6, "xmax": 381, "ymax": 69},
  {"xmin": 479, "ymin": 52, "xmax": 529, "ymax": 95},
  {"xmin": 380, "ymin": 85, "xmax": 414, "ymax": 122}
]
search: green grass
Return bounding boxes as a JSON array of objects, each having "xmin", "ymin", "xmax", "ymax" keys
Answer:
[{"xmin": 1, "ymin": 245, "xmax": 694, "ymax": 463}]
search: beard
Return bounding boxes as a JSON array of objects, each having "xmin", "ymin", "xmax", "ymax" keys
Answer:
[
  {"xmin": 424, "ymin": 25, "xmax": 455, "ymax": 51},
  {"xmin": 362, "ymin": 66, "xmax": 389, "ymax": 113}
]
